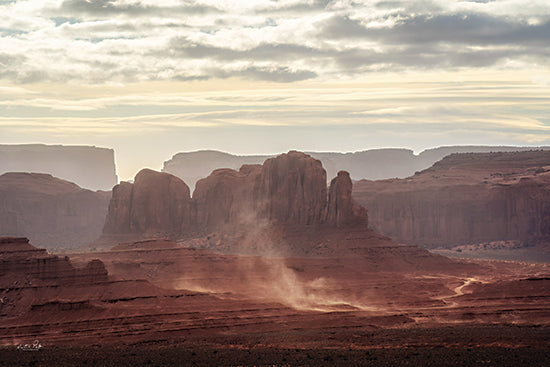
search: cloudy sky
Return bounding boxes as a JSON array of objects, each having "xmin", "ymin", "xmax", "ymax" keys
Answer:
[{"xmin": 1, "ymin": 0, "xmax": 549, "ymax": 180}]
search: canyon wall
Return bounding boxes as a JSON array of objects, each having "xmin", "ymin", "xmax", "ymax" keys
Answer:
[
  {"xmin": 162, "ymin": 146, "xmax": 550, "ymax": 190},
  {"xmin": 0, "ymin": 144, "xmax": 117, "ymax": 191},
  {"xmin": 353, "ymin": 151, "xmax": 550, "ymax": 248},
  {"xmin": 0, "ymin": 172, "xmax": 111, "ymax": 251}
]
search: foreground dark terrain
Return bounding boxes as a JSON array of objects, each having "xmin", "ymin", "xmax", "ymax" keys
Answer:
[{"xmin": 2, "ymin": 325, "xmax": 549, "ymax": 366}]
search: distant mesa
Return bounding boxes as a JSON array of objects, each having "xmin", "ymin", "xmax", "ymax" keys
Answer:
[
  {"xmin": 162, "ymin": 146, "xmax": 550, "ymax": 190},
  {"xmin": 0, "ymin": 144, "xmax": 117, "ymax": 191},
  {"xmin": 0, "ymin": 172, "xmax": 111, "ymax": 251},
  {"xmin": 353, "ymin": 150, "xmax": 550, "ymax": 254}
]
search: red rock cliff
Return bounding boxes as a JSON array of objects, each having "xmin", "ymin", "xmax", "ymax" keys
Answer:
[{"xmin": 353, "ymin": 151, "xmax": 550, "ymax": 248}]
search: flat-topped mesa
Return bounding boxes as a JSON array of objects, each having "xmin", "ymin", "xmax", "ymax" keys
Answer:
[
  {"xmin": 0, "ymin": 144, "xmax": 117, "ymax": 191},
  {"xmin": 0, "ymin": 237, "xmax": 108, "ymax": 285},
  {"xmin": 103, "ymin": 169, "xmax": 192, "ymax": 236}
]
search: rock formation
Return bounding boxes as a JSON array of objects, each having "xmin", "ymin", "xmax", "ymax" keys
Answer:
[
  {"xmin": 353, "ymin": 151, "xmax": 550, "ymax": 249},
  {"xmin": 193, "ymin": 165, "xmax": 262, "ymax": 231},
  {"xmin": 256, "ymin": 151, "xmax": 328, "ymax": 225},
  {"xmin": 327, "ymin": 171, "xmax": 368, "ymax": 228},
  {"xmin": 0, "ymin": 144, "xmax": 117, "ymax": 191},
  {"xmin": 99, "ymin": 151, "xmax": 369, "ymax": 252},
  {"xmin": 103, "ymin": 169, "xmax": 192, "ymax": 236},
  {"xmin": 0, "ymin": 172, "xmax": 111, "ymax": 250},
  {"xmin": 162, "ymin": 146, "xmax": 550, "ymax": 190}
]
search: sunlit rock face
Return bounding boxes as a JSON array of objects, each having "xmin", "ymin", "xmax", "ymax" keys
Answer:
[{"xmin": 353, "ymin": 151, "xmax": 550, "ymax": 248}]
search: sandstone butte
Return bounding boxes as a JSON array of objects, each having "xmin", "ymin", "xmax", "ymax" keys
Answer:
[
  {"xmin": 98, "ymin": 151, "xmax": 376, "ymax": 255},
  {"xmin": 353, "ymin": 150, "xmax": 550, "ymax": 252}
]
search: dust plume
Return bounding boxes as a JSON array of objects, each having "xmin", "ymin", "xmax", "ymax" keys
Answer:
[{"xmin": 175, "ymin": 216, "xmax": 376, "ymax": 312}]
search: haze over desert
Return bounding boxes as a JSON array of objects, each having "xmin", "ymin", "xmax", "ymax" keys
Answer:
[{"xmin": 1, "ymin": 0, "xmax": 550, "ymax": 365}]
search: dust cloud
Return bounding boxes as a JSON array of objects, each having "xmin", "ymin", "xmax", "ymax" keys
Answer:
[{"xmin": 174, "ymin": 218, "xmax": 376, "ymax": 312}]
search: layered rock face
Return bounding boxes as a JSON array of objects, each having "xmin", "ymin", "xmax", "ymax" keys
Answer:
[
  {"xmin": 0, "ymin": 144, "xmax": 117, "ymax": 191},
  {"xmin": 0, "ymin": 172, "xmax": 111, "ymax": 250},
  {"xmin": 0, "ymin": 237, "xmax": 108, "ymax": 286},
  {"xmin": 101, "ymin": 151, "xmax": 368, "ymax": 246},
  {"xmin": 353, "ymin": 151, "xmax": 550, "ymax": 248}
]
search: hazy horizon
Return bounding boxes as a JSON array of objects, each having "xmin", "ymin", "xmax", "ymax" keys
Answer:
[{"xmin": 1, "ymin": 0, "xmax": 549, "ymax": 180}]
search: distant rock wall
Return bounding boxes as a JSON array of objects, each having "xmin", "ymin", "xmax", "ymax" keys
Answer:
[
  {"xmin": 353, "ymin": 151, "xmax": 550, "ymax": 248},
  {"xmin": 0, "ymin": 144, "xmax": 117, "ymax": 191},
  {"xmin": 102, "ymin": 151, "xmax": 368, "ymax": 241},
  {"xmin": 162, "ymin": 146, "xmax": 550, "ymax": 190},
  {"xmin": 0, "ymin": 172, "xmax": 111, "ymax": 250}
]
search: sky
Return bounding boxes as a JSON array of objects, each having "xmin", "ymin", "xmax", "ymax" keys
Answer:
[{"xmin": 1, "ymin": 0, "xmax": 549, "ymax": 180}]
